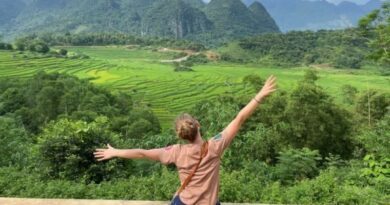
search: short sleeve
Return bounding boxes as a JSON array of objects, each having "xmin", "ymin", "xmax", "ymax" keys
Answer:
[
  {"xmin": 159, "ymin": 144, "xmax": 180, "ymax": 165},
  {"xmin": 209, "ymin": 132, "xmax": 229, "ymax": 156}
]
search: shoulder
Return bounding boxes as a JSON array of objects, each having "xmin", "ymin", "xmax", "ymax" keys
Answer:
[
  {"xmin": 164, "ymin": 144, "xmax": 181, "ymax": 151},
  {"xmin": 210, "ymin": 133, "xmax": 223, "ymax": 141}
]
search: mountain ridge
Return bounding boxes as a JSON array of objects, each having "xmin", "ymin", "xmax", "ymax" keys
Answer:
[{"xmin": 0, "ymin": 0, "xmax": 279, "ymax": 42}]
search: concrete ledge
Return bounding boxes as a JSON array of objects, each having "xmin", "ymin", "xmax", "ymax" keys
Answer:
[{"xmin": 0, "ymin": 198, "xmax": 269, "ymax": 205}]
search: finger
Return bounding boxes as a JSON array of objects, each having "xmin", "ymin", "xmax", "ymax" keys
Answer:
[
  {"xmin": 95, "ymin": 149, "xmax": 107, "ymax": 152},
  {"xmin": 94, "ymin": 151, "xmax": 104, "ymax": 155},
  {"xmin": 97, "ymin": 157, "xmax": 107, "ymax": 161},
  {"xmin": 94, "ymin": 154, "xmax": 105, "ymax": 158},
  {"xmin": 268, "ymin": 76, "xmax": 277, "ymax": 85},
  {"xmin": 107, "ymin": 144, "xmax": 113, "ymax": 149},
  {"xmin": 268, "ymin": 88, "xmax": 277, "ymax": 93}
]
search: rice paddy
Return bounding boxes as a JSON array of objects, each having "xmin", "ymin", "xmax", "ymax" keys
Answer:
[{"xmin": 0, "ymin": 46, "xmax": 389, "ymax": 128}]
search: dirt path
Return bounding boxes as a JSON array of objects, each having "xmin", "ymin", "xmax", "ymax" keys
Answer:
[{"xmin": 158, "ymin": 47, "xmax": 198, "ymax": 63}]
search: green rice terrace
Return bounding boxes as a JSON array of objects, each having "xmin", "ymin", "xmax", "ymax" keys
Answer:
[{"xmin": 0, "ymin": 46, "xmax": 389, "ymax": 128}]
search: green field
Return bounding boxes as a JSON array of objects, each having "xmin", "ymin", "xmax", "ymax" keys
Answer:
[{"xmin": 0, "ymin": 46, "xmax": 389, "ymax": 128}]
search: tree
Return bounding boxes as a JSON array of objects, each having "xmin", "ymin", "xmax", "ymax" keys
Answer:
[
  {"xmin": 356, "ymin": 90, "xmax": 390, "ymax": 125},
  {"xmin": 0, "ymin": 117, "xmax": 31, "ymax": 167},
  {"xmin": 359, "ymin": 2, "xmax": 390, "ymax": 65},
  {"xmin": 283, "ymin": 71, "xmax": 354, "ymax": 158}
]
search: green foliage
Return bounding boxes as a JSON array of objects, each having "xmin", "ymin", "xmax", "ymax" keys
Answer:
[
  {"xmin": 58, "ymin": 48, "xmax": 68, "ymax": 56},
  {"xmin": 23, "ymin": 33, "xmax": 207, "ymax": 51},
  {"xmin": 224, "ymin": 29, "xmax": 368, "ymax": 67},
  {"xmin": 190, "ymin": 95, "xmax": 239, "ymax": 137},
  {"xmin": 357, "ymin": 115, "xmax": 390, "ymax": 158},
  {"xmin": 14, "ymin": 37, "xmax": 50, "ymax": 53},
  {"xmin": 333, "ymin": 47, "xmax": 364, "ymax": 69},
  {"xmin": 274, "ymin": 148, "xmax": 321, "ymax": 184},
  {"xmin": 356, "ymin": 89, "xmax": 390, "ymax": 124},
  {"xmin": 242, "ymin": 74, "xmax": 265, "ymax": 91},
  {"xmin": 283, "ymin": 75, "xmax": 354, "ymax": 158},
  {"xmin": 0, "ymin": 72, "xmax": 160, "ymax": 135},
  {"xmin": 36, "ymin": 117, "xmax": 131, "ymax": 183},
  {"xmin": 185, "ymin": 53, "xmax": 209, "ymax": 64},
  {"xmin": 360, "ymin": 154, "xmax": 389, "ymax": 180},
  {"xmin": 359, "ymin": 2, "xmax": 390, "ymax": 66},
  {"xmin": 0, "ymin": 42, "xmax": 13, "ymax": 50},
  {"xmin": 0, "ymin": 116, "xmax": 31, "ymax": 167},
  {"xmin": 341, "ymin": 84, "xmax": 358, "ymax": 105},
  {"xmin": 173, "ymin": 62, "xmax": 194, "ymax": 72}
]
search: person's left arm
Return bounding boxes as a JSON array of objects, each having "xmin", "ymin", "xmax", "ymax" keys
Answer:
[{"xmin": 94, "ymin": 144, "xmax": 164, "ymax": 162}]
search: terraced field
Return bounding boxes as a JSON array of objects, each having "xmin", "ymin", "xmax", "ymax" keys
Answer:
[{"xmin": 0, "ymin": 47, "xmax": 389, "ymax": 128}]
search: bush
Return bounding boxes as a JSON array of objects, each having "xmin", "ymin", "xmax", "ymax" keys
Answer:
[
  {"xmin": 356, "ymin": 90, "xmax": 390, "ymax": 123},
  {"xmin": 0, "ymin": 42, "xmax": 13, "ymax": 50},
  {"xmin": 0, "ymin": 117, "xmax": 31, "ymax": 167},
  {"xmin": 274, "ymin": 148, "xmax": 321, "ymax": 184},
  {"xmin": 58, "ymin": 48, "xmax": 68, "ymax": 56},
  {"xmin": 173, "ymin": 64, "xmax": 193, "ymax": 72},
  {"xmin": 36, "ymin": 117, "xmax": 132, "ymax": 183},
  {"xmin": 357, "ymin": 115, "xmax": 390, "ymax": 157},
  {"xmin": 186, "ymin": 53, "xmax": 209, "ymax": 64},
  {"xmin": 242, "ymin": 74, "xmax": 265, "ymax": 91}
]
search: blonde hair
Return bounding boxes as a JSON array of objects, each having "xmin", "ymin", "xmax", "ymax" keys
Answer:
[{"xmin": 175, "ymin": 113, "xmax": 199, "ymax": 142}]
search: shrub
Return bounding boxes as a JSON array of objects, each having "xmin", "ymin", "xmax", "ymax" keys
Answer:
[
  {"xmin": 36, "ymin": 117, "xmax": 132, "ymax": 183},
  {"xmin": 274, "ymin": 148, "xmax": 321, "ymax": 184},
  {"xmin": 0, "ymin": 117, "xmax": 31, "ymax": 167}
]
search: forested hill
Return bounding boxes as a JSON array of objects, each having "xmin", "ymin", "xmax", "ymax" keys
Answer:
[
  {"xmin": 241, "ymin": 0, "xmax": 383, "ymax": 31},
  {"xmin": 0, "ymin": 0, "xmax": 279, "ymax": 42}
]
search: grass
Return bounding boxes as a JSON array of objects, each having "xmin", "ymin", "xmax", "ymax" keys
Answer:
[{"xmin": 0, "ymin": 47, "xmax": 389, "ymax": 128}]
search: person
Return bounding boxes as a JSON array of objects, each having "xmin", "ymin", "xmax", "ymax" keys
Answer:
[{"xmin": 94, "ymin": 75, "xmax": 277, "ymax": 205}]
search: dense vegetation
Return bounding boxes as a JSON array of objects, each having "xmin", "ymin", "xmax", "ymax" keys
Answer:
[
  {"xmin": 14, "ymin": 33, "xmax": 206, "ymax": 51},
  {"xmin": 221, "ymin": 29, "xmax": 368, "ymax": 68},
  {"xmin": 0, "ymin": 70, "xmax": 388, "ymax": 204}
]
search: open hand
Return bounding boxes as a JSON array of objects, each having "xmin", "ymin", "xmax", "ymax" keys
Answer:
[
  {"xmin": 94, "ymin": 144, "xmax": 116, "ymax": 161},
  {"xmin": 256, "ymin": 75, "xmax": 277, "ymax": 100}
]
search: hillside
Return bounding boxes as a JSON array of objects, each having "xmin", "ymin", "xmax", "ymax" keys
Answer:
[
  {"xmin": 0, "ymin": 0, "xmax": 279, "ymax": 42},
  {"xmin": 142, "ymin": 0, "xmax": 213, "ymax": 39},
  {"xmin": 242, "ymin": 0, "xmax": 383, "ymax": 31},
  {"xmin": 0, "ymin": 0, "xmax": 26, "ymax": 27}
]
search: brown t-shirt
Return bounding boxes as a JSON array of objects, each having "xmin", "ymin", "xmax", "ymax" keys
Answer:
[{"xmin": 160, "ymin": 133, "xmax": 230, "ymax": 205}]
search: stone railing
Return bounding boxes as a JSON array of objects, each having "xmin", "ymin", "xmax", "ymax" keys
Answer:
[{"xmin": 0, "ymin": 198, "xmax": 270, "ymax": 205}]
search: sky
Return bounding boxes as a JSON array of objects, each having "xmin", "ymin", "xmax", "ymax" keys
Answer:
[{"xmin": 310, "ymin": 0, "xmax": 373, "ymax": 5}]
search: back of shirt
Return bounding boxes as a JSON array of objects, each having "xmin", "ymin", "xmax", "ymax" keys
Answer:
[{"xmin": 160, "ymin": 133, "xmax": 230, "ymax": 205}]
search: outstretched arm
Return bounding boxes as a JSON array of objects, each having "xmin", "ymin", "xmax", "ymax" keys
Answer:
[
  {"xmin": 94, "ymin": 144, "xmax": 164, "ymax": 162},
  {"xmin": 221, "ymin": 75, "xmax": 277, "ymax": 147}
]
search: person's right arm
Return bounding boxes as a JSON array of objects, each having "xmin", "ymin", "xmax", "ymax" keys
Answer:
[{"xmin": 221, "ymin": 75, "xmax": 277, "ymax": 149}]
